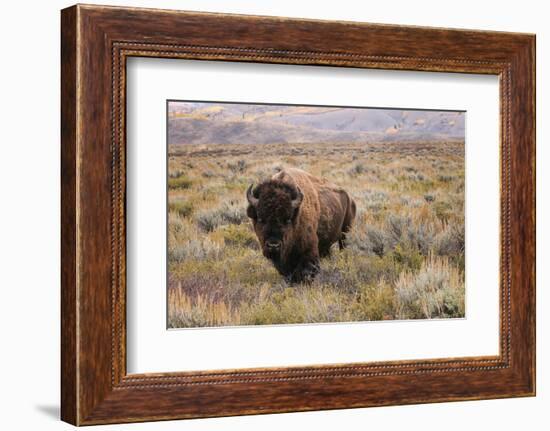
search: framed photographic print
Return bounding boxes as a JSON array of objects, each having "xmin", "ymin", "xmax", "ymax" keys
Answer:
[{"xmin": 61, "ymin": 4, "xmax": 536, "ymax": 425}]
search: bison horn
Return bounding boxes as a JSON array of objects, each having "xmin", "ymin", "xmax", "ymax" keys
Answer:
[
  {"xmin": 291, "ymin": 186, "xmax": 304, "ymax": 209},
  {"xmin": 246, "ymin": 184, "xmax": 259, "ymax": 207}
]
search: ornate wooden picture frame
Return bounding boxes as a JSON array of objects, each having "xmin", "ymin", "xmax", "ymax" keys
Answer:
[{"xmin": 61, "ymin": 4, "xmax": 535, "ymax": 425}]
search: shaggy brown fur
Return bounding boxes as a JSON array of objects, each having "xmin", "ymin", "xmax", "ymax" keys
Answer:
[{"xmin": 246, "ymin": 167, "xmax": 356, "ymax": 283}]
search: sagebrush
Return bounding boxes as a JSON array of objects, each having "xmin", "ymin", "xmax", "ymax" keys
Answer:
[{"xmin": 167, "ymin": 140, "xmax": 465, "ymax": 328}]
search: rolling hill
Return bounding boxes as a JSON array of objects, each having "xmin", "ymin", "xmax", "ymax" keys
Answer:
[{"xmin": 168, "ymin": 102, "xmax": 465, "ymax": 145}]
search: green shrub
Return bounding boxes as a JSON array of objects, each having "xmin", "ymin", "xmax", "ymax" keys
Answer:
[
  {"xmin": 437, "ymin": 174, "xmax": 455, "ymax": 182},
  {"xmin": 355, "ymin": 253, "xmax": 403, "ymax": 286},
  {"xmin": 216, "ymin": 224, "xmax": 258, "ymax": 249},
  {"xmin": 433, "ymin": 201, "xmax": 453, "ymax": 222},
  {"xmin": 348, "ymin": 162, "xmax": 366, "ymax": 176},
  {"xmin": 393, "ymin": 244, "xmax": 423, "ymax": 271},
  {"xmin": 168, "ymin": 175, "xmax": 193, "ymax": 190},
  {"xmin": 348, "ymin": 162, "xmax": 380, "ymax": 177},
  {"xmin": 241, "ymin": 287, "xmax": 351, "ymax": 325},
  {"xmin": 352, "ymin": 279, "xmax": 395, "ymax": 321},
  {"xmin": 169, "ymin": 201, "xmax": 194, "ymax": 218}
]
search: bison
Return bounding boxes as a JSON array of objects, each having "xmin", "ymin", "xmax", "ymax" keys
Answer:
[{"xmin": 246, "ymin": 167, "xmax": 356, "ymax": 283}]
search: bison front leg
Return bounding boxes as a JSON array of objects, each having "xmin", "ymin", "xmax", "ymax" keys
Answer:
[{"xmin": 289, "ymin": 252, "xmax": 320, "ymax": 284}]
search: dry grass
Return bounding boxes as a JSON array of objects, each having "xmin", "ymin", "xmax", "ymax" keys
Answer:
[{"xmin": 167, "ymin": 140, "xmax": 465, "ymax": 328}]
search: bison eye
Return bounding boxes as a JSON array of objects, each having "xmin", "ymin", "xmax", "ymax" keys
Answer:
[
  {"xmin": 258, "ymin": 218, "xmax": 264, "ymax": 224},
  {"xmin": 285, "ymin": 219, "xmax": 292, "ymax": 225}
]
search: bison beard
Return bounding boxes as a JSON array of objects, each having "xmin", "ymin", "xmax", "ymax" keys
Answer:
[{"xmin": 246, "ymin": 167, "xmax": 356, "ymax": 284}]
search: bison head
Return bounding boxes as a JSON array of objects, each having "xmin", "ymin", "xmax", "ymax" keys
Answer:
[{"xmin": 246, "ymin": 180, "xmax": 303, "ymax": 261}]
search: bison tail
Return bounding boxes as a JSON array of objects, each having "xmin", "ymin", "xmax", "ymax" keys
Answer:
[{"xmin": 339, "ymin": 194, "xmax": 357, "ymax": 250}]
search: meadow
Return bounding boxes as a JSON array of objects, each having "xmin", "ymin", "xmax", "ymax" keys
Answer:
[{"xmin": 167, "ymin": 140, "xmax": 465, "ymax": 328}]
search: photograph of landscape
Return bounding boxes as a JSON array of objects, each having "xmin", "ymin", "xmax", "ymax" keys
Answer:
[{"xmin": 167, "ymin": 100, "xmax": 466, "ymax": 329}]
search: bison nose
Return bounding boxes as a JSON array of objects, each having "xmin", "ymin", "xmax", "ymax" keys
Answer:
[{"xmin": 266, "ymin": 239, "xmax": 282, "ymax": 250}]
